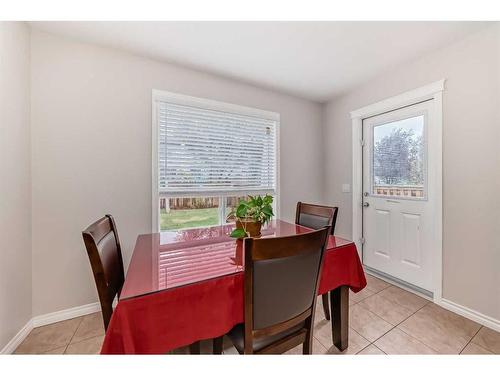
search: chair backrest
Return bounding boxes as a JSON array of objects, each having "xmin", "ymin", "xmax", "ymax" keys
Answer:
[
  {"xmin": 295, "ymin": 202, "xmax": 338, "ymax": 235},
  {"xmin": 82, "ymin": 214, "xmax": 124, "ymax": 330},
  {"xmin": 243, "ymin": 227, "xmax": 330, "ymax": 352}
]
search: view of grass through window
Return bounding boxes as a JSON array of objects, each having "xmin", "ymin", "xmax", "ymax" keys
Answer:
[
  {"xmin": 159, "ymin": 196, "xmax": 246, "ymax": 231},
  {"xmin": 160, "ymin": 207, "xmax": 219, "ymax": 231}
]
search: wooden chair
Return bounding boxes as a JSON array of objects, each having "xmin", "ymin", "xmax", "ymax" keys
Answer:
[
  {"xmin": 82, "ymin": 214, "xmax": 125, "ymax": 331},
  {"xmin": 295, "ymin": 202, "xmax": 338, "ymax": 321},
  {"xmin": 223, "ymin": 227, "xmax": 330, "ymax": 354},
  {"xmin": 83, "ymin": 215, "xmax": 203, "ymax": 355}
]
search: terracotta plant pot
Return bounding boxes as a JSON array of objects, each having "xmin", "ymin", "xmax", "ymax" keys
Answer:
[{"xmin": 236, "ymin": 219, "xmax": 262, "ymax": 238}]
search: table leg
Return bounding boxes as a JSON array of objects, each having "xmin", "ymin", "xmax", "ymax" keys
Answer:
[
  {"xmin": 189, "ymin": 341, "xmax": 201, "ymax": 354},
  {"xmin": 330, "ymin": 285, "xmax": 349, "ymax": 351}
]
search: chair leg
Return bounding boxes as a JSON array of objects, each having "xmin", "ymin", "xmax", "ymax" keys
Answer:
[
  {"xmin": 303, "ymin": 332, "xmax": 313, "ymax": 354},
  {"xmin": 302, "ymin": 342, "xmax": 312, "ymax": 354},
  {"xmin": 189, "ymin": 341, "xmax": 201, "ymax": 354},
  {"xmin": 302, "ymin": 316, "xmax": 313, "ymax": 355},
  {"xmin": 321, "ymin": 293, "xmax": 331, "ymax": 321},
  {"xmin": 213, "ymin": 336, "xmax": 224, "ymax": 354}
]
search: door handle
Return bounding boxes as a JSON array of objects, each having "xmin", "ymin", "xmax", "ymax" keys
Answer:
[{"xmin": 363, "ymin": 202, "xmax": 369, "ymax": 207}]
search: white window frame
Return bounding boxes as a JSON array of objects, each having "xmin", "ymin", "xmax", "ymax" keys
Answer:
[{"xmin": 152, "ymin": 89, "xmax": 280, "ymax": 232}]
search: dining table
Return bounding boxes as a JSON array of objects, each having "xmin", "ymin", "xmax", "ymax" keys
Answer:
[{"xmin": 100, "ymin": 219, "xmax": 366, "ymax": 354}]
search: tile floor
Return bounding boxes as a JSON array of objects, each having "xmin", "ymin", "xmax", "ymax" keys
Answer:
[{"xmin": 13, "ymin": 274, "xmax": 500, "ymax": 355}]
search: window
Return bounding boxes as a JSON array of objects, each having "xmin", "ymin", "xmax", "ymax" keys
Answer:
[
  {"xmin": 372, "ymin": 115, "xmax": 426, "ymax": 199},
  {"xmin": 152, "ymin": 90, "xmax": 279, "ymax": 231}
]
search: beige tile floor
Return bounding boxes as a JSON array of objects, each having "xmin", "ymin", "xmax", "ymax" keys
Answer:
[{"xmin": 14, "ymin": 274, "xmax": 500, "ymax": 355}]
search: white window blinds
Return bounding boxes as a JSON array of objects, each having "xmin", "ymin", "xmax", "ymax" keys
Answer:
[{"xmin": 157, "ymin": 99, "xmax": 278, "ymax": 195}]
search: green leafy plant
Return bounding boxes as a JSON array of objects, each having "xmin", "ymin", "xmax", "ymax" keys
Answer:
[{"xmin": 228, "ymin": 194, "xmax": 274, "ymax": 238}]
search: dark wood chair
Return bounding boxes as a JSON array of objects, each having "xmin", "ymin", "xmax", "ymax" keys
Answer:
[
  {"xmin": 223, "ymin": 227, "xmax": 330, "ymax": 354},
  {"xmin": 82, "ymin": 214, "xmax": 125, "ymax": 331},
  {"xmin": 295, "ymin": 202, "xmax": 338, "ymax": 321},
  {"xmin": 83, "ymin": 215, "xmax": 203, "ymax": 354}
]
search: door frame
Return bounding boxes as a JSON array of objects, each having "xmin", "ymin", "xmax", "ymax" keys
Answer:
[{"xmin": 350, "ymin": 79, "xmax": 444, "ymax": 302}]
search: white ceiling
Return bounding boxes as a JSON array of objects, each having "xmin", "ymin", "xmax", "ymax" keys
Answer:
[{"xmin": 30, "ymin": 21, "xmax": 489, "ymax": 102}]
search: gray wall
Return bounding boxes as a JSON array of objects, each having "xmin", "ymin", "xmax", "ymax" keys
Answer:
[
  {"xmin": 0, "ymin": 22, "xmax": 32, "ymax": 349},
  {"xmin": 323, "ymin": 24, "xmax": 500, "ymax": 320},
  {"xmin": 3, "ymin": 23, "xmax": 500, "ymax": 348},
  {"xmin": 30, "ymin": 30, "xmax": 324, "ymax": 316}
]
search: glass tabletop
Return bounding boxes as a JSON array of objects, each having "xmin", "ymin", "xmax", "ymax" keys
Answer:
[{"xmin": 120, "ymin": 219, "xmax": 353, "ymax": 300}]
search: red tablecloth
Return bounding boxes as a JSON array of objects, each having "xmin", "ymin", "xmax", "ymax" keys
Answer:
[{"xmin": 101, "ymin": 237, "xmax": 365, "ymax": 354}]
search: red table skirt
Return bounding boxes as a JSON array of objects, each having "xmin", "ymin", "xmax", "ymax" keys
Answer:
[{"xmin": 101, "ymin": 242, "xmax": 366, "ymax": 354}]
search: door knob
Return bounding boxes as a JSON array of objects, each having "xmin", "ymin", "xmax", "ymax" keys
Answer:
[{"xmin": 363, "ymin": 202, "xmax": 370, "ymax": 207}]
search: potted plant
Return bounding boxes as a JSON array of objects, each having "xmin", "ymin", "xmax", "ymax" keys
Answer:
[{"xmin": 228, "ymin": 194, "xmax": 274, "ymax": 238}]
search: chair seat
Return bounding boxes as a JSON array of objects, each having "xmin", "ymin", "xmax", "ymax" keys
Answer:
[{"xmin": 228, "ymin": 322, "xmax": 305, "ymax": 353}]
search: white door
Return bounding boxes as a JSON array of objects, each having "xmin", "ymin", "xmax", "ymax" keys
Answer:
[{"xmin": 362, "ymin": 100, "xmax": 438, "ymax": 292}]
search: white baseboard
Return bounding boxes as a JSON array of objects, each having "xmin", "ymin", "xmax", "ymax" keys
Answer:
[
  {"xmin": 364, "ymin": 268, "xmax": 500, "ymax": 334},
  {"xmin": 1, "ymin": 302, "xmax": 101, "ymax": 354},
  {"xmin": 32, "ymin": 302, "xmax": 101, "ymax": 328},
  {"xmin": 3, "ymin": 293, "xmax": 500, "ymax": 354},
  {"xmin": 437, "ymin": 298, "xmax": 500, "ymax": 333},
  {"xmin": 0, "ymin": 319, "xmax": 34, "ymax": 354}
]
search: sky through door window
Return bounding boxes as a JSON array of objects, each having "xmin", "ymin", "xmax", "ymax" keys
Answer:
[{"xmin": 372, "ymin": 115, "xmax": 425, "ymax": 199}]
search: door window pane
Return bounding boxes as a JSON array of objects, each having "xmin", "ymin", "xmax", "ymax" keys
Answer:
[
  {"xmin": 160, "ymin": 197, "xmax": 220, "ymax": 231},
  {"xmin": 372, "ymin": 115, "xmax": 425, "ymax": 198}
]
